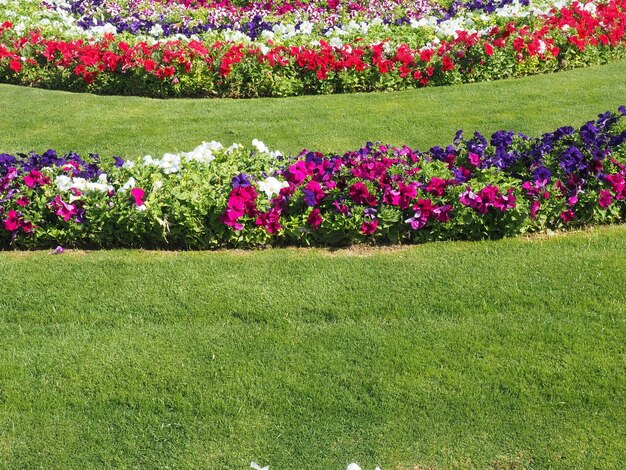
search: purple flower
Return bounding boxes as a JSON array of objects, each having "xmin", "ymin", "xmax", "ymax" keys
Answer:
[
  {"xmin": 560, "ymin": 146, "xmax": 586, "ymax": 174},
  {"xmin": 364, "ymin": 207, "xmax": 377, "ymax": 219},
  {"xmin": 231, "ymin": 173, "xmax": 252, "ymax": 188},
  {"xmin": 532, "ymin": 166, "xmax": 551, "ymax": 185},
  {"xmin": 49, "ymin": 246, "xmax": 64, "ymax": 255}
]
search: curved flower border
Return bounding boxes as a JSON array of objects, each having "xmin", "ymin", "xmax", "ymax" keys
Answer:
[
  {"xmin": 0, "ymin": 0, "xmax": 625, "ymax": 97},
  {"xmin": 1, "ymin": 106, "xmax": 625, "ymax": 249}
]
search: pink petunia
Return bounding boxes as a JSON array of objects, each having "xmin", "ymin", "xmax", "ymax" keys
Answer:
[{"xmin": 130, "ymin": 187, "xmax": 145, "ymax": 207}]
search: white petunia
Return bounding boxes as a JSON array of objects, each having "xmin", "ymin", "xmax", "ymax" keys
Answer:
[
  {"xmin": 252, "ymin": 139, "xmax": 269, "ymax": 154},
  {"xmin": 329, "ymin": 37, "xmax": 343, "ymax": 48},
  {"xmin": 250, "ymin": 462, "xmax": 269, "ymax": 470},
  {"xmin": 119, "ymin": 177, "xmax": 136, "ymax": 192},
  {"xmin": 149, "ymin": 24, "xmax": 163, "ymax": 36},
  {"xmin": 257, "ymin": 176, "xmax": 289, "ymax": 199}
]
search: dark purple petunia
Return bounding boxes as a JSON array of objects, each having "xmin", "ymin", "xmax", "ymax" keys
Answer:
[
  {"xmin": 231, "ymin": 173, "xmax": 252, "ymax": 188},
  {"xmin": 560, "ymin": 146, "xmax": 586, "ymax": 174},
  {"xmin": 532, "ymin": 166, "xmax": 551, "ymax": 184}
]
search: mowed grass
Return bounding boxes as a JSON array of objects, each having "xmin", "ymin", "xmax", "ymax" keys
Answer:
[
  {"xmin": 0, "ymin": 226, "xmax": 625, "ymax": 469},
  {"xmin": 0, "ymin": 60, "xmax": 625, "ymax": 157}
]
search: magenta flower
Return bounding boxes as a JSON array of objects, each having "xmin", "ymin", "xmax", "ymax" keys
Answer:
[
  {"xmin": 130, "ymin": 187, "xmax": 146, "ymax": 207},
  {"xmin": 425, "ymin": 177, "xmax": 447, "ymax": 197},
  {"xmin": 598, "ymin": 189, "xmax": 613, "ymax": 208},
  {"xmin": 307, "ymin": 208, "xmax": 323, "ymax": 230},
  {"xmin": 3, "ymin": 210, "xmax": 19, "ymax": 231},
  {"xmin": 349, "ymin": 182, "xmax": 377, "ymax": 206},
  {"xmin": 560, "ymin": 210, "xmax": 575, "ymax": 223},
  {"xmin": 23, "ymin": 170, "xmax": 50, "ymax": 188},
  {"xmin": 16, "ymin": 196, "xmax": 30, "ymax": 207},
  {"xmin": 433, "ymin": 204, "xmax": 453, "ymax": 222},
  {"xmin": 255, "ymin": 207, "xmax": 282, "ymax": 234},
  {"xmin": 494, "ymin": 189, "xmax": 517, "ymax": 212},
  {"xmin": 468, "ymin": 152, "xmax": 482, "ymax": 167},
  {"xmin": 384, "ymin": 182, "xmax": 417, "ymax": 209},
  {"xmin": 360, "ymin": 219, "xmax": 378, "ymax": 235},
  {"xmin": 3, "ymin": 210, "xmax": 33, "ymax": 233},
  {"xmin": 303, "ymin": 180, "xmax": 325, "ymax": 207},
  {"xmin": 51, "ymin": 195, "xmax": 78, "ymax": 222},
  {"xmin": 530, "ymin": 200, "xmax": 541, "ymax": 220}
]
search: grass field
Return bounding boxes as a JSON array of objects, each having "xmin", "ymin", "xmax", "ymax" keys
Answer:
[
  {"xmin": 1, "ymin": 61, "xmax": 626, "ymax": 469},
  {"xmin": 1, "ymin": 226, "xmax": 625, "ymax": 469},
  {"xmin": 0, "ymin": 60, "xmax": 625, "ymax": 157}
]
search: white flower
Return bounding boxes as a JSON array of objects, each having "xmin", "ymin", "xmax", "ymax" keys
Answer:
[
  {"xmin": 55, "ymin": 175, "xmax": 73, "ymax": 192},
  {"xmin": 227, "ymin": 143, "xmax": 242, "ymax": 153},
  {"xmin": 149, "ymin": 24, "xmax": 163, "ymax": 36},
  {"xmin": 153, "ymin": 180, "xmax": 163, "ymax": 190},
  {"xmin": 122, "ymin": 160, "xmax": 136, "ymax": 169},
  {"xmin": 250, "ymin": 462, "xmax": 269, "ymax": 470},
  {"xmin": 347, "ymin": 464, "xmax": 381, "ymax": 470},
  {"xmin": 252, "ymin": 139, "xmax": 269, "ymax": 153},
  {"xmin": 329, "ymin": 37, "xmax": 343, "ymax": 48},
  {"xmin": 182, "ymin": 141, "xmax": 223, "ymax": 164},
  {"xmin": 119, "ymin": 177, "xmax": 136, "ymax": 192},
  {"xmin": 257, "ymin": 176, "xmax": 289, "ymax": 198}
]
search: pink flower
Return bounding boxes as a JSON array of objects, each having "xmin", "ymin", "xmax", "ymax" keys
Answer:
[
  {"xmin": 360, "ymin": 219, "xmax": 378, "ymax": 235},
  {"xmin": 3, "ymin": 210, "xmax": 33, "ymax": 233},
  {"xmin": 384, "ymin": 182, "xmax": 417, "ymax": 209},
  {"xmin": 130, "ymin": 187, "xmax": 145, "ymax": 207},
  {"xmin": 494, "ymin": 188, "xmax": 517, "ymax": 212},
  {"xmin": 23, "ymin": 170, "xmax": 50, "ymax": 188},
  {"xmin": 349, "ymin": 182, "xmax": 377, "ymax": 206},
  {"xmin": 3, "ymin": 210, "xmax": 19, "ymax": 231},
  {"xmin": 598, "ymin": 189, "xmax": 613, "ymax": 208},
  {"xmin": 307, "ymin": 208, "xmax": 323, "ymax": 230},
  {"xmin": 16, "ymin": 196, "xmax": 30, "ymax": 207},
  {"xmin": 425, "ymin": 178, "xmax": 447, "ymax": 197},
  {"xmin": 530, "ymin": 200, "xmax": 541, "ymax": 220},
  {"xmin": 51, "ymin": 195, "xmax": 78, "ymax": 221},
  {"xmin": 560, "ymin": 210, "xmax": 575, "ymax": 223},
  {"xmin": 255, "ymin": 207, "xmax": 282, "ymax": 234}
]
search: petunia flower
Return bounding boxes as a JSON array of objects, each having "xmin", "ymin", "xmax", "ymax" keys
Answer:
[
  {"xmin": 130, "ymin": 187, "xmax": 146, "ymax": 207},
  {"xmin": 306, "ymin": 208, "xmax": 323, "ymax": 230},
  {"xmin": 360, "ymin": 219, "xmax": 378, "ymax": 235}
]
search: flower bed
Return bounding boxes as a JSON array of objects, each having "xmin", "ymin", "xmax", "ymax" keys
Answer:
[
  {"xmin": 0, "ymin": 0, "xmax": 625, "ymax": 97},
  {"xmin": 1, "ymin": 107, "xmax": 625, "ymax": 249}
]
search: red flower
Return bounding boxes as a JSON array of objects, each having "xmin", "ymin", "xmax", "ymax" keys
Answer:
[{"xmin": 9, "ymin": 59, "xmax": 21, "ymax": 73}]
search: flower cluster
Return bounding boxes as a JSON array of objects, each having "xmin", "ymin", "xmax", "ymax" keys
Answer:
[
  {"xmin": 1, "ymin": 0, "xmax": 625, "ymax": 97},
  {"xmin": 1, "ymin": 107, "xmax": 625, "ymax": 249}
]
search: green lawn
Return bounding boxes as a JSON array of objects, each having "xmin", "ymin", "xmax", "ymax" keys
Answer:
[
  {"xmin": 1, "ymin": 226, "xmax": 625, "ymax": 468},
  {"xmin": 0, "ymin": 60, "xmax": 625, "ymax": 157}
]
